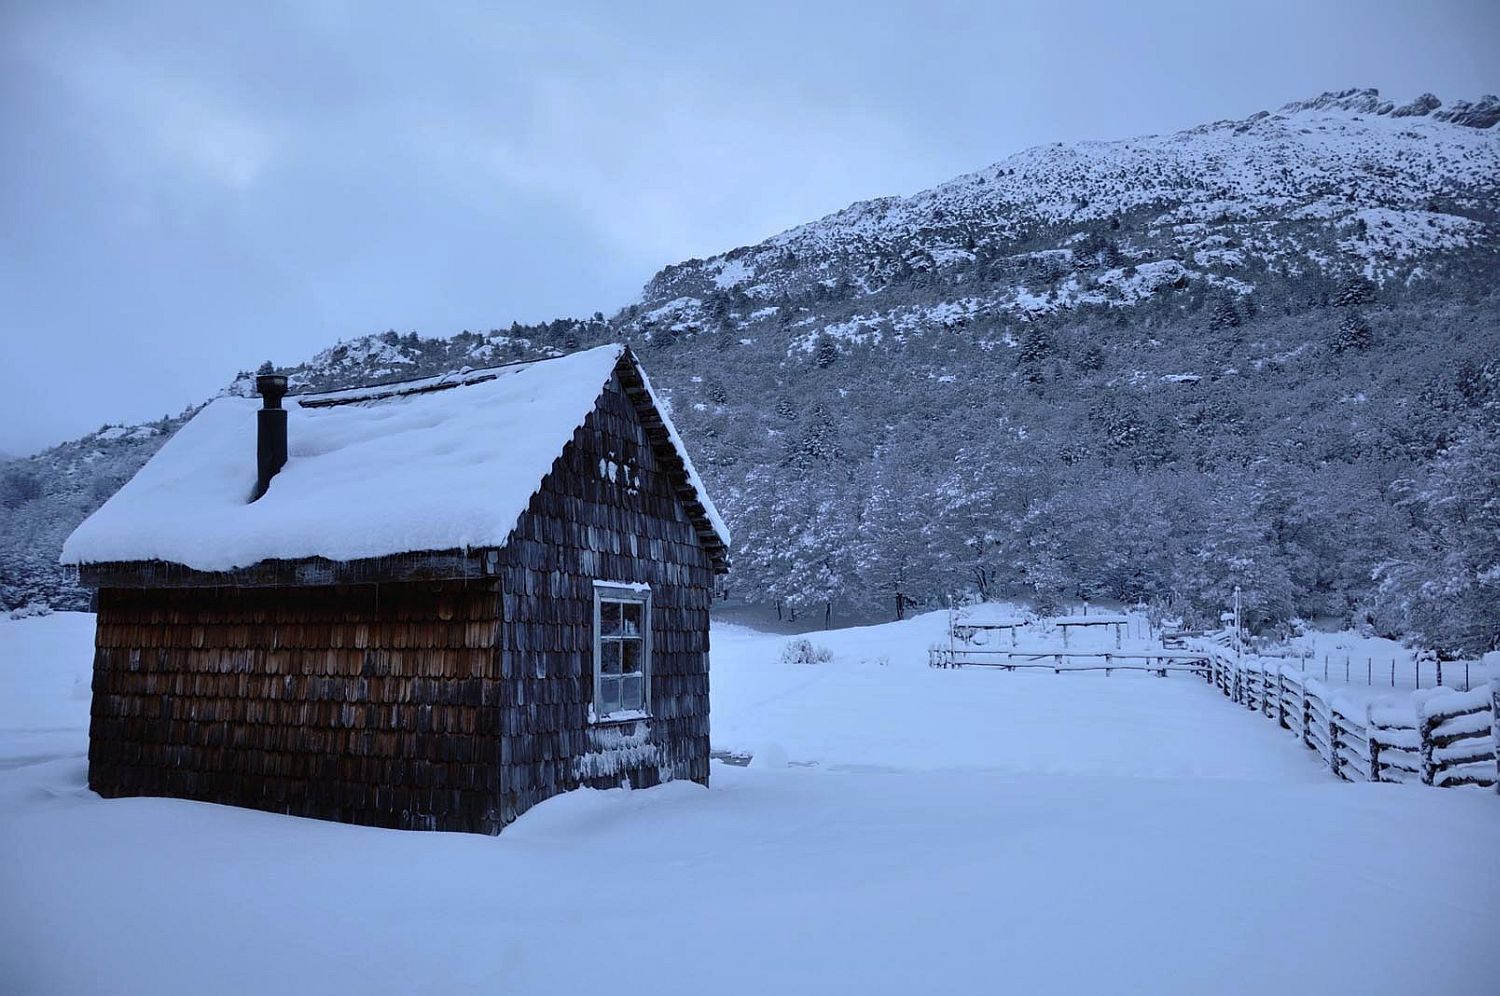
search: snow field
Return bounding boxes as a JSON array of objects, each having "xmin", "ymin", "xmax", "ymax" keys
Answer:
[
  {"xmin": 712, "ymin": 612, "xmax": 1322, "ymax": 781},
  {"xmin": 1, "ymin": 611, "xmax": 1497, "ymax": 995}
]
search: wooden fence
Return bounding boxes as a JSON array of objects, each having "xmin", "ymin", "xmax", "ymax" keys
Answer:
[
  {"xmin": 1201, "ymin": 647, "xmax": 1498, "ymax": 791},
  {"xmin": 929, "ymin": 646, "xmax": 1212, "ymax": 676}
]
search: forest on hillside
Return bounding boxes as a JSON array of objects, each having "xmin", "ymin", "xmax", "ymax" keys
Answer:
[
  {"xmin": 637, "ymin": 274, "xmax": 1500, "ymax": 655},
  {"xmin": 4, "ymin": 274, "xmax": 1497, "ymax": 655}
]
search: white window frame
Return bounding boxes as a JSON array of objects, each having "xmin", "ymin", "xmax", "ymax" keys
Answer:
[{"xmin": 591, "ymin": 581, "xmax": 652, "ymax": 722}]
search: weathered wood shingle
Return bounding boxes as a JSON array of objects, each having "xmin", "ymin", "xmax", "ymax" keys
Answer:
[{"xmin": 89, "ymin": 580, "xmax": 505, "ymax": 833}]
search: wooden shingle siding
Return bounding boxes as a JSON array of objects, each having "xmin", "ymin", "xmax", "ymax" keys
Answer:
[
  {"xmin": 88, "ymin": 580, "xmax": 504, "ymax": 833},
  {"xmin": 497, "ymin": 373, "xmax": 713, "ymax": 827}
]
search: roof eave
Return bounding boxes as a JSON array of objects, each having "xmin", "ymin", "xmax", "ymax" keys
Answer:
[{"xmin": 613, "ymin": 347, "xmax": 732, "ymax": 575}]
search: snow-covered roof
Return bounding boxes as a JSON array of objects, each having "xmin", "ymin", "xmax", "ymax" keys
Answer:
[{"xmin": 61, "ymin": 344, "xmax": 730, "ymax": 572}]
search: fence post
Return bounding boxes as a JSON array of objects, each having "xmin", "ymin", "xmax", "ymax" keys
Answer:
[
  {"xmin": 1367, "ymin": 703, "xmax": 1382, "ymax": 782},
  {"xmin": 1419, "ymin": 706, "xmax": 1436, "ymax": 787},
  {"xmin": 1489, "ymin": 653, "xmax": 1500, "ymax": 795},
  {"xmin": 1329, "ymin": 702, "xmax": 1342, "ymax": 780},
  {"xmin": 1276, "ymin": 670, "xmax": 1287, "ymax": 729}
]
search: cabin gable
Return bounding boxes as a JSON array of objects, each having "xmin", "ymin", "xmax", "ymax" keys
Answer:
[{"xmin": 495, "ymin": 372, "xmax": 713, "ymax": 826}]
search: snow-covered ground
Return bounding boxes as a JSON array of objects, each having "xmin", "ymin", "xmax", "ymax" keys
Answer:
[{"xmin": 2, "ymin": 611, "xmax": 1497, "ymax": 995}]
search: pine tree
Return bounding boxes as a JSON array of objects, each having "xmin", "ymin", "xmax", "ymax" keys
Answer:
[
  {"xmin": 1332, "ymin": 276, "xmax": 1374, "ymax": 308},
  {"xmin": 1209, "ymin": 295, "xmax": 1242, "ymax": 329},
  {"xmin": 1332, "ymin": 312, "xmax": 1373, "ymax": 352},
  {"xmin": 855, "ymin": 439, "xmax": 938, "ymax": 619},
  {"xmin": 813, "ymin": 335, "xmax": 839, "ymax": 369}
]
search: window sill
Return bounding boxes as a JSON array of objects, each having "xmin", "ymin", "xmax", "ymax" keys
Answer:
[{"xmin": 590, "ymin": 710, "xmax": 651, "ymax": 725}]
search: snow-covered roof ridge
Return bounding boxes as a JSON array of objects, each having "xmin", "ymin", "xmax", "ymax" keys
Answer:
[{"xmin": 61, "ymin": 343, "xmax": 729, "ymax": 572}]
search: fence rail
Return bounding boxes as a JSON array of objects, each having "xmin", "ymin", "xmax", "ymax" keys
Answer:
[
  {"xmin": 929, "ymin": 647, "xmax": 1211, "ymax": 676},
  {"xmin": 1198, "ymin": 645, "xmax": 1497, "ymax": 792}
]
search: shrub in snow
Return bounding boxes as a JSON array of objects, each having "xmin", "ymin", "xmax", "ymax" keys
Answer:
[
  {"xmin": 8, "ymin": 601, "xmax": 52, "ymax": 620},
  {"xmin": 779, "ymin": 638, "xmax": 833, "ymax": 666},
  {"xmin": 750, "ymin": 743, "xmax": 789, "ymax": 769}
]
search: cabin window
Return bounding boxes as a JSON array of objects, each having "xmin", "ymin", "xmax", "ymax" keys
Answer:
[{"xmin": 592, "ymin": 583, "xmax": 652, "ymax": 721}]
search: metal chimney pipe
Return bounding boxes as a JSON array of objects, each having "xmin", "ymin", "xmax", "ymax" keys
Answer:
[{"xmin": 252, "ymin": 374, "xmax": 288, "ymax": 502}]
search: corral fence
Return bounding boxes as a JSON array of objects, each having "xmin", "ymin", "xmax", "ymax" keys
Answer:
[
  {"xmin": 929, "ymin": 646, "xmax": 1212, "ymax": 677},
  {"xmin": 932, "ymin": 624, "xmax": 1499, "ymax": 793},
  {"xmin": 1200, "ymin": 646, "xmax": 1498, "ymax": 792}
]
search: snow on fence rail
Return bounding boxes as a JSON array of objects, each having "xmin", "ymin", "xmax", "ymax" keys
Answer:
[
  {"xmin": 1198, "ymin": 646, "xmax": 1498, "ymax": 792},
  {"xmin": 928, "ymin": 647, "xmax": 1212, "ymax": 676}
]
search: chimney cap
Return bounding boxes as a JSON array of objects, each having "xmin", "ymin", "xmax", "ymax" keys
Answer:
[{"xmin": 255, "ymin": 374, "xmax": 288, "ymax": 408}]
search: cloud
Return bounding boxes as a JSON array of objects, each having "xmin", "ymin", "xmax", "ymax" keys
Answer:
[
  {"xmin": 11, "ymin": 17, "xmax": 276, "ymax": 194},
  {"xmin": 462, "ymin": 73, "xmax": 931, "ymax": 268},
  {"xmin": 362, "ymin": 8, "xmax": 942, "ymax": 270}
]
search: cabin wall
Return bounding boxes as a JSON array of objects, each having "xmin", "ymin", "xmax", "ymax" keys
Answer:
[
  {"xmin": 497, "ymin": 375, "xmax": 714, "ymax": 826},
  {"xmin": 88, "ymin": 580, "xmax": 503, "ymax": 833}
]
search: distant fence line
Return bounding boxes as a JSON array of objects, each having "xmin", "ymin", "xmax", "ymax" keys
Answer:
[
  {"xmin": 1200, "ymin": 647, "xmax": 1498, "ymax": 792},
  {"xmin": 1257, "ymin": 651, "xmax": 1484, "ymax": 693},
  {"xmin": 930, "ymin": 629, "xmax": 1499, "ymax": 794}
]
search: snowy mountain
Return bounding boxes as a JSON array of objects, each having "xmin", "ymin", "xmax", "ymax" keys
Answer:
[
  {"xmin": 628, "ymin": 88, "xmax": 1498, "ymax": 345},
  {"xmin": 5, "ymin": 89, "xmax": 1498, "ymax": 651}
]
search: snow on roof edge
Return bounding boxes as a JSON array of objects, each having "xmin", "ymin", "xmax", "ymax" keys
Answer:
[{"xmin": 624, "ymin": 350, "xmax": 732, "ymax": 550}]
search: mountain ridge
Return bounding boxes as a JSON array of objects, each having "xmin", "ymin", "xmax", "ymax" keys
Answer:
[{"xmin": 628, "ymin": 87, "xmax": 1497, "ymax": 345}]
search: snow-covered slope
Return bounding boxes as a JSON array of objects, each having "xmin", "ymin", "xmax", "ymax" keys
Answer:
[{"xmin": 634, "ymin": 89, "xmax": 1498, "ymax": 333}]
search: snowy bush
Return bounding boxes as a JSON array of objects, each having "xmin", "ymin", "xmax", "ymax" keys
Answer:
[
  {"xmin": 8, "ymin": 601, "xmax": 52, "ymax": 620},
  {"xmin": 779, "ymin": 638, "xmax": 833, "ymax": 666}
]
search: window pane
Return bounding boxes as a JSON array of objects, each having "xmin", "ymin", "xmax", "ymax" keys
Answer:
[
  {"xmin": 601, "ymin": 640, "xmax": 622, "ymax": 674},
  {"xmin": 599, "ymin": 676, "xmax": 622, "ymax": 715},
  {"xmin": 600, "ymin": 601, "xmax": 621, "ymax": 636},
  {"xmin": 621, "ymin": 639, "xmax": 643, "ymax": 675},
  {"xmin": 621, "ymin": 675, "xmax": 644, "ymax": 711},
  {"xmin": 621, "ymin": 602, "xmax": 643, "ymax": 637}
]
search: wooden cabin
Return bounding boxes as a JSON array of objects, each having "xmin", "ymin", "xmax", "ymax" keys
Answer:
[{"xmin": 61, "ymin": 344, "xmax": 730, "ymax": 834}]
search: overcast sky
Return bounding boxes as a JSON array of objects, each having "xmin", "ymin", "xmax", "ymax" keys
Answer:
[{"xmin": 2, "ymin": 0, "xmax": 1497, "ymax": 456}]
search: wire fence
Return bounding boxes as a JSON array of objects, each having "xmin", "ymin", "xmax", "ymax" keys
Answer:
[{"xmin": 1266, "ymin": 652, "xmax": 1487, "ymax": 693}]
